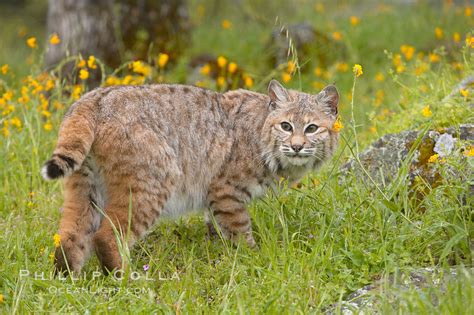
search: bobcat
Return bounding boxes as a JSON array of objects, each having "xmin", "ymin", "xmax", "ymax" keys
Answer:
[{"xmin": 41, "ymin": 80, "xmax": 339, "ymax": 274}]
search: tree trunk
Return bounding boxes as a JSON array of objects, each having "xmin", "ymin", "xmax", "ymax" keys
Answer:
[
  {"xmin": 45, "ymin": 0, "xmax": 120, "ymax": 70},
  {"xmin": 45, "ymin": 0, "xmax": 190, "ymax": 73}
]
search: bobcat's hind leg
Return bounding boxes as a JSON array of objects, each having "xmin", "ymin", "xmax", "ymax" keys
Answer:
[
  {"xmin": 93, "ymin": 180, "xmax": 173, "ymax": 274},
  {"xmin": 54, "ymin": 161, "xmax": 103, "ymax": 275}
]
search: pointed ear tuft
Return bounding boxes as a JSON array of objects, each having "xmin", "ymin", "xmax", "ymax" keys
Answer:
[
  {"xmin": 317, "ymin": 85, "xmax": 339, "ymax": 115},
  {"xmin": 268, "ymin": 79, "xmax": 291, "ymax": 104}
]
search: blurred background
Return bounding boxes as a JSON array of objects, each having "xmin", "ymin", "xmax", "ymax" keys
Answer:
[{"xmin": 0, "ymin": 0, "xmax": 472, "ymax": 140}]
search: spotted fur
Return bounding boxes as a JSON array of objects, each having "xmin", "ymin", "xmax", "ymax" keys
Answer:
[{"xmin": 42, "ymin": 80, "xmax": 339, "ymax": 274}]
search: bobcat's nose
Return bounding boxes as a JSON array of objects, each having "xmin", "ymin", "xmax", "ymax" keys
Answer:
[{"xmin": 291, "ymin": 144, "xmax": 303, "ymax": 153}]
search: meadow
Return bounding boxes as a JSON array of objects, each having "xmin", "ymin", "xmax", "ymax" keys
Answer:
[{"xmin": 0, "ymin": 0, "xmax": 473, "ymax": 313}]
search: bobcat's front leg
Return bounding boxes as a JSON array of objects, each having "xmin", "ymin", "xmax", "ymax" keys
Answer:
[{"xmin": 207, "ymin": 183, "xmax": 256, "ymax": 247}]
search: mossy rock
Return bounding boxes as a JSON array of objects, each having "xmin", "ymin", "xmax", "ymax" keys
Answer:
[{"xmin": 340, "ymin": 124, "xmax": 473, "ymax": 192}]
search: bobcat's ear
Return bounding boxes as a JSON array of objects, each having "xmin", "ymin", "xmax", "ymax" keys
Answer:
[
  {"xmin": 317, "ymin": 85, "xmax": 339, "ymax": 115},
  {"xmin": 268, "ymin": 79, "xmax": 291, "ymax": 108}
]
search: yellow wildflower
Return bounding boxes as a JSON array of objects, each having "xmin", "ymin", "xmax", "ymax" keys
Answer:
[
  {"xmin": 72, "ymin": 85, "xmax": 83, "ymax": 100},
  {"xmin": 287, "ymin": 60, "xmax": 296, "ymax": 73},
  {"xmin": 131, "ymin": 75, "xmax": 145, "ymax": 85},
  {"xmin": 157, "ymin": 53, "xmax": 169, "ymax": 68},
  {"xmin": 53, "ymin": 100, "xmax": 64, "ymax": 110},
  {"xmin": 40, "ymin": 96, "xmax": 49, "ymax": 110},
  {"xmin": 244, "ymin": 76, "xmax": 253, "ymax": 88},
  {"xmin": 369, "ymin": 126, "xmax": 377, "ymax": 134},
  {"xmin": 336, "ymin": 62, "xmax": 349, "ymax": 72},
  {"xmin": 200, "ymin": 64, "xmax": 211, "ymax": 75},
  {"xmin": 466, "ymin": 36, "xmax": 474, "ymax": 48},
  {"xmin": 465, "ymin": 6, "xmax": 472, "ymax": 17},
  {"xmin": 0, "ymin": 294, "xmax": 3, "ymax": 303},
  {"xmin": 332, "ymin": 31, "xmax": 343, "ymax": 41},
  {"xmin": 77, "ymin": 59, "xmax": 86, "ymax": 68},
  {"xmin": 374, "ymin": 89, "xmax": 384, "ymax": 106},
  {"xmin": 460, "ymin": 89, "xmax": 469, "ymax": 98},
  {"xmin": 41, "ymin": 110, "xmax": 51, "ymax": 118},
  {"xmin": 49, "ymin": 33, "xmax": 61, "ymax": 45},
  {"xmin": 18, "ymin": 95, "xmax": 30, "ymax": 104},
  {"xmin": 49, "ymin": 253, "xmax": 55, "ymax": 263},
  {"xmin": 87, "ymin": 55, "xmax": 97, "ymax": 69},
  {"xmin": 421, "ymin": 105, "xmax": 432, "ymax": 118},
  {"xmin": 1, "ymin": 64, "xmax": 8, "ymax": 75},
  {"xmin": 453, "ymin": 32, "xmax": 461, "ymax": 43},
  {"xmin": 228, "ymin": 62, "xmax": 238, "ymax": 74},
  {"xmin": 429, "ymin": 53, "xmax": 440, "ymax": 63},
  {"xmin": 352, "ymin": 64, "xmax": 363, "ymax": 77},
  {"xmin": 434, "ymin": 27, "xmax": 443, "ymax": 39},
  {"xmin": 217, "ymin": 56, "xmax": 227, "ymax": 68},
  {"xmin": 31, "ymin": 83, "xmax": 43, "ymax": 95},
  {"xmin": 45, "ymin": 79, "xmax": 55, "ymax": 91},
  {"xmin": 415, "ymin": 62, "xmax": 429, "ymax": 76},
  {"xmin": 53, "ymin": 233, "xmax": 61, "ymax": 247},
  {"xmin": 281, "ymin": 72, "xmax": 291, "ymax": 83},
  {"xmin": 122, "ymin": 75, "xmax": 133, "ymax": 85},
  {"xmin": 3, "ymin": 90, "xmax": 13, "ymax": 101},
  {"xmin": 26, "ymin": 37, "xmax": 37, "ymax": 48},
  {"xmin": 400, "ymin": 45, "xmax": 415, "ymax": 60},
  {"xmin": 221, "ymin": 19, "xmax": 232, "ymax": 29},
  {"xmin": 314, "ymin": 67, "xmax": 323, "ymax": 77},
  {"xmin": 375, "ymin": 72, "xmax": 385, "ymax": 81},
  {"xmin": 332, "ymin": 116, "xmax": 343, "ymax": 132},
  {"xmin": 10, "ymin": 117, "xmax": 22, "ymax": 130},
  {"xmin": 350, "ymin": 16, "xmax": 360, "ymax": 26},
  {"xmin": 217, "ymin": 76, "xmax": 226, "ymax": 87},
  {"xmin": 427, "ymin": 154, "xmax": 438, "ymax": 163},
  {"xmin": 44, "ymin": 121, "xmax": 53, "ymax": 131},
  {"xmin": 131, "ymin": 61, "xmax": 150, "ymax": 76},
  {"xmin": 105, "ymin": 75, "xmax": 120, "ymax": 86},
  {"xmin": 464, "ymin": 146, "xmax": 474, "ymax": 157},
  {"xmin": 79, "ymin": 69, "xmax": 89, "ymax": 80},
  {"xmin": 393, "ymin": 53, "xmax": 402, "ymax": 67},
  {"xmin": 452, "ymin": 62, "xmax": 463, "ymax": 71}
]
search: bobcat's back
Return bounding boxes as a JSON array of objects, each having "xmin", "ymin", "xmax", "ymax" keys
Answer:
[{"xmin": 93, "ymin": 85, "xmax": 236, "ymax": 215}]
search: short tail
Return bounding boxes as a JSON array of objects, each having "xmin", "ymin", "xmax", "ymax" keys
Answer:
[{"xmin": 41, "ymin": 91, "xmax": 100, "ymax": 180}]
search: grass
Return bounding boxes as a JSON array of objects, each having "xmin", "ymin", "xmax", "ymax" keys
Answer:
[{"xmin": 0, "ymin": 0, "xmax": 473, "ymax": 313}]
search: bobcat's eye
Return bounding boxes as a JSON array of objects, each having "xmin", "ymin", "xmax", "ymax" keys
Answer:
[
  {"xmin": 305, "ymin": 124, "xmax": 319, "ymax": 134},
  {"xmin": 280, "ymin": 122, "xmax": 293, "ymax": 132}
]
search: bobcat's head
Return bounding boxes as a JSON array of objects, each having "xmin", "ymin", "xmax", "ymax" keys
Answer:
[{"xmin": 262, "ymin": 80, "xmax": 339, "ymax": 172}]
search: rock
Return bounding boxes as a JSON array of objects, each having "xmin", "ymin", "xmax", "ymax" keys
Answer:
[
  {"xmin": 339, "ymin": 124, "xmax": 474, "ymax": 190},
  {"xmin": 326, "ymin": 268, "xmax": 474, "ymax": 314},
  {"xmin": 433, "ymin": 133, "xmax": 455, "ymax": 157}
]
